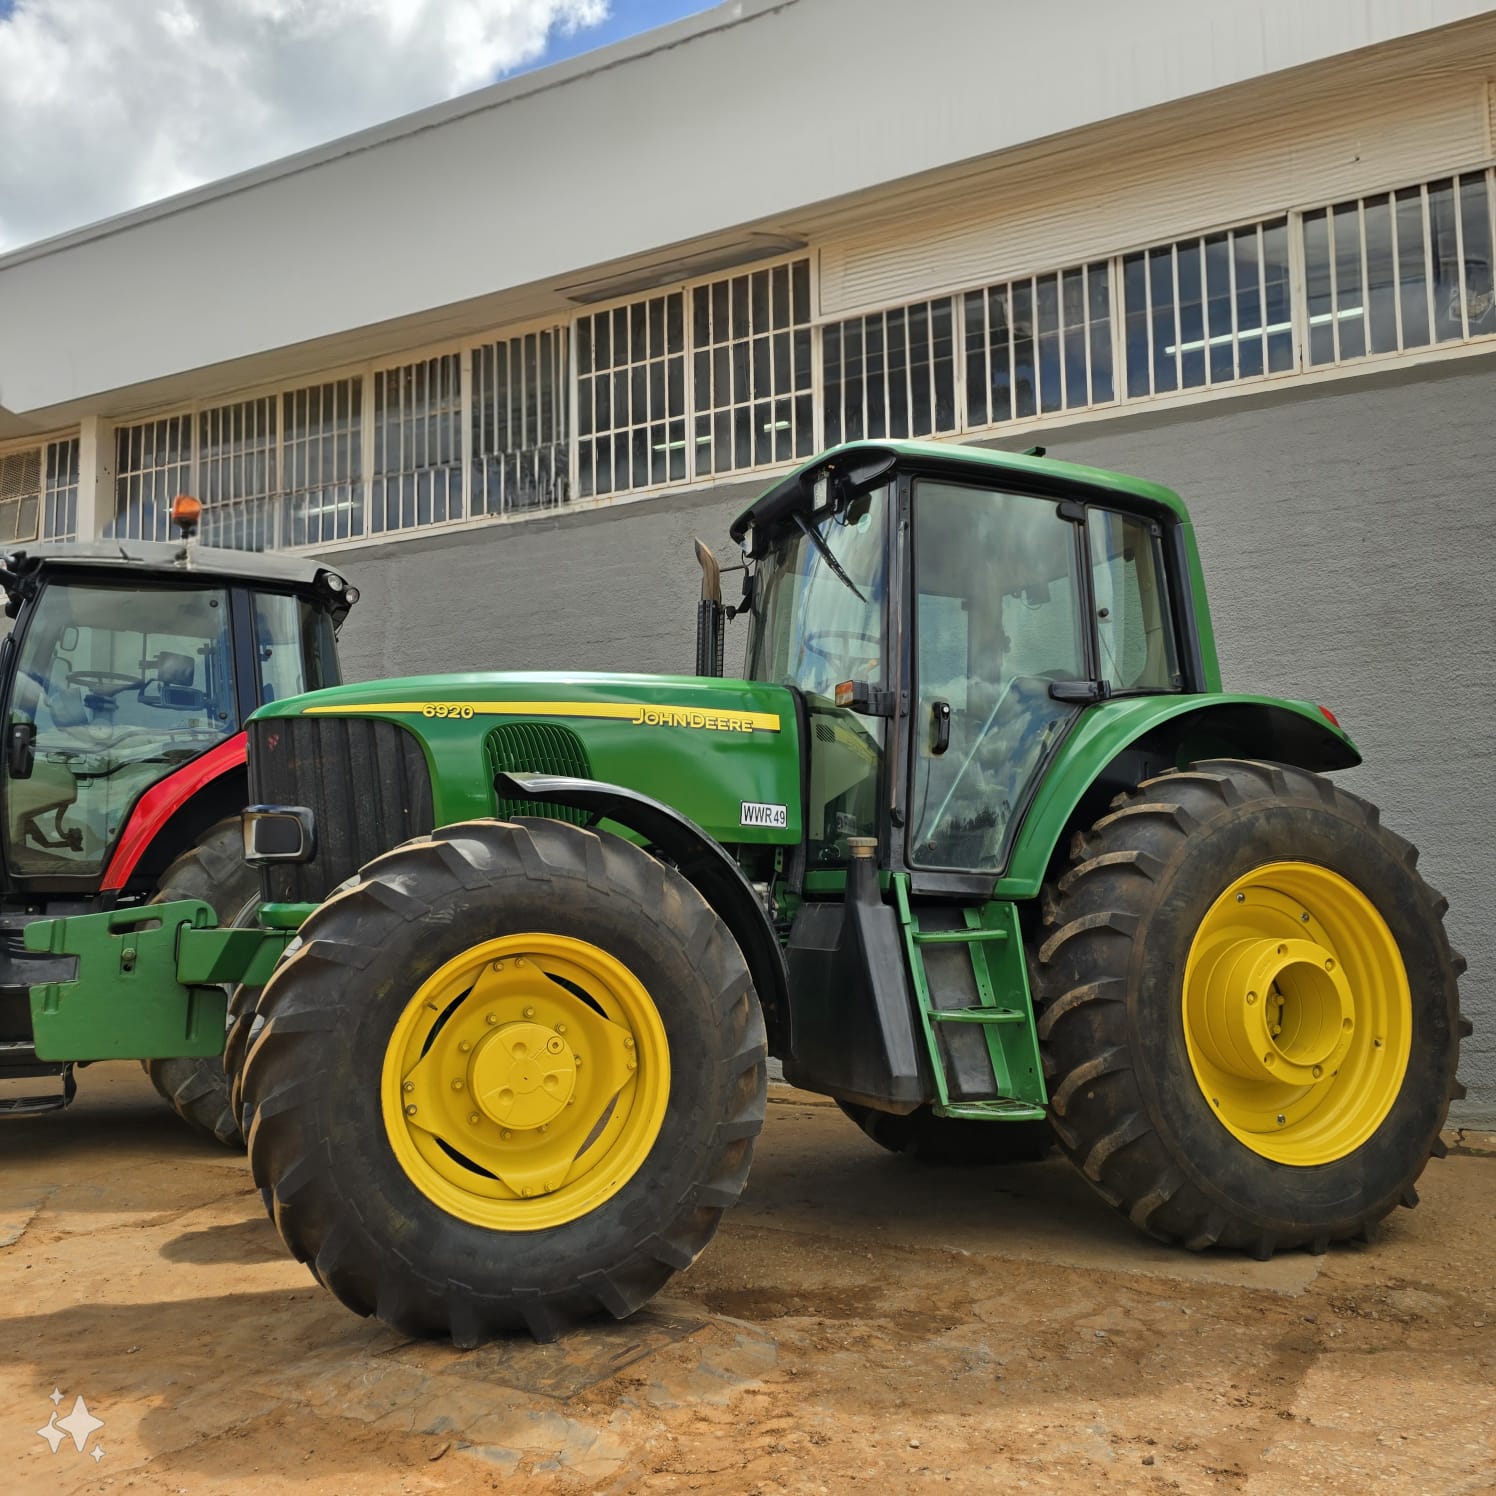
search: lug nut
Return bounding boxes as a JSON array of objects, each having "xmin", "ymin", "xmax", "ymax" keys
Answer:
[
  {"xmin": 486, "ymin": 1013, "xmax": 498, "ymax": 1026},
  {"xmin": 1301, "ymin": 912, "xmax": 1310, "ymax": 923},
  {"xmin": 555, "ymin": 1022, "xmax": 567, "ymax": 1035},
  {"xmin": 451, "ymin": 1079, "xmax": 464, "ymax": 1091},
  {"xmin": 491, "ymin": 960, "xmax": 504, "ymax": 971},
  {"xmin": 500, "ymin": 1129, "xmax": 512, "ymax": 1141},
  {"xmin": 626, "ymin": 1059, "xmax": 637, "ymax": 1071},
  {"xmin": 1247, "ymin": 992, "xmax": 1257, "ymax": 1005},
  {"xmin": 402, "ymin": 1081, "xmax": 414, "ymax": 1093},
  {"xmin": 538, "ymin": 1124, "xmax": 548, "ymax": 1134},
  {"xmin": 523, "ymin": 1006, "xmax": 535, "ymax": 1018},
  {"xmin": 1276, "ymin": 1113, "xmax": 1287, "ymax": 1126},
  {"xmin": 1312, "ymin": 1066, "xmax": 1323, "ymax": 1079},
  {"xmin": 468, "ymin": 1112, "xmax": 480, "ymax": 1125},
  {"xmin": 404, "ymin": 1104, "xmax": 417, "ymax": 1116},
  {"xmin": 459, "ymin": 1039, "xmax": 472, "ymax": 1053},
  {"xmin": 623, "ymin": 1036, "xmax": 635, "ymax": 1050},
  {"xmin": 1235, "ymin": 892, "xmax": 1245, "ymax": 903}
]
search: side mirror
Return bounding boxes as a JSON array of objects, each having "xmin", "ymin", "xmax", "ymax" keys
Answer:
[{"xmin": 8, "ymin": 720, "xmax": 35, "ymax": 780}]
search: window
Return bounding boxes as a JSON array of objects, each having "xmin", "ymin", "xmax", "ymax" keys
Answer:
[
  {"xmin": 113, "ymin": 416, "xmax": 192, "ymax": 542},
  {"xmin": 252, "ymin": 592, "xmax": 340, "ymax": 706},
  {"xmin": 281, "ymin": 379, "xmax": 363, "ymax": 547},
  {"xmin": 964, "ymin": 261, "xmax": 1113, "ymax": 427},
  {"xmin": 823, "ymin": 299, "xmax": 957, "ymax": 445},
  {"xmin": 692, "ymin": 262, "xmax": 813, "ymax": 476},
  {"xmin": 747, "ymin": 485, "xmax": 890, "ymax": 864},
  {"xmin": 199, "ymin": 396, "xmax": 278, "ymax": 550},
  {"xmin": 1302, "ymin": 173, "xmax": 1494, "ymax": 366},
  {"xmin": 373, "ymin": 355, "xmax": 462, "ymax": 534},
  {"xmin": 577, "ymin": 294, "xmax": 686, "ymax": 498},
  {"xmin": 472, "ymin": 328, "xmax": 568, "ymax": 515},
  {"xmin": 42, "ymin": 439, "xmax": 80, "ymax": 542},
  {"xmin": 5, "ymin": 581, "xmax": 236, "ymax": 877},
  {"xmin": 1088, "ymin": 510, "xmax": 1179, "ymax": 692},
  {"xmin": 0, "ymin": 447, "xmax": 42, "ymax": 544},
  {"xmin": 1124, "ymin": 221, "xmax": 1292, "ymax": 395}
]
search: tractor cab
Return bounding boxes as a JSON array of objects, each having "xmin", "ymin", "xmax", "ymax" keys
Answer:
[
  {"xmin": 0, "ymin": 540, "xmax": 354, "ymax": 892},
  {"xmin": 727, "ymin": 440, "xmax": 1196, "ymax": 886}
]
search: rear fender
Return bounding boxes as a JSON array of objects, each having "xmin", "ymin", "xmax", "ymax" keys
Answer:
[
  {"xmin": 496, "ymin": 772, "xmax": 792, "ymax": 1056},
  {"xmin": 999, "ymin": 695, "xmax": 1360, "ymax": 899}
]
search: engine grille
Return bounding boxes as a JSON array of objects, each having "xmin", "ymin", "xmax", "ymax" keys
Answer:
[
  {"xmin": 248, "ymin": 716, "xmax": 435, "ymax": 903},
  {"xmin": 486, "ymin": 722, "xmax": 592, "ymax": 826}
]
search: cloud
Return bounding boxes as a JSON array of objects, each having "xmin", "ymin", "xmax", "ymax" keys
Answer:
[{"xmin": 0, "ymin": 0, "xmax": 608, "ymax": 251}]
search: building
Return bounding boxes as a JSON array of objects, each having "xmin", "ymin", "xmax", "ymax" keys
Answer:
[{"xmin": 0, "ymin": 0, "xmax": 1491, "ymax": 1118}]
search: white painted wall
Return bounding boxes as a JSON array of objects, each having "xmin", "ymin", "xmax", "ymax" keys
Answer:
[{"xmin": 1, "ymin": 0, "xmax": 1490, "ymax": 415}]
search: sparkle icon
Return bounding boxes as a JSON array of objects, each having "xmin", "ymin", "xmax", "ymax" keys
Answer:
[
  {"xmin": 48, "ymin": 1388, "xmax": 62, "ymax": 1407},
  {"xmin": 55, "ymin": 1396, "xmax": 104, "ymax": 1453},
  {"xmin": 91, "ymin": 1446, "xmax": 106, "ymax": 1463},
  {"xmin": 35, "ymin": 1414, "xmax": 65, "ymax": 1454}
]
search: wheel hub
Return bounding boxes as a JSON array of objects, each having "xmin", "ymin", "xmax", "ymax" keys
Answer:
[
  {"xmin": 470, "ymin": 1021, "xmax": 578, "ymax": 1129},
  {"xmin": 1191, "ymin": 934, "xmax": 1355, "ymax": 1087}
]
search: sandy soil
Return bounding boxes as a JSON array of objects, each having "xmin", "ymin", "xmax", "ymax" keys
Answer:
[{"xmin": 1, "ymin": 1064, "xmax": 1493, "ymax": 1495}]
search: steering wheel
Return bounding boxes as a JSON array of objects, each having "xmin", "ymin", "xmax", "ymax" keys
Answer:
[
  {"xmin": 67, "ymin": 670, "xmax": 145, "ymax": 693},
  {"xmin": 801, "ymin": 630, "xmax": 881, "ymax": 666}
]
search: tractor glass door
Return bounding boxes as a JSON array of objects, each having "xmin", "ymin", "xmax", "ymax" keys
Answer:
[
  {"xmin": 4, "ymin": 581, "xmax": 237, "ymax": 877},
  {"xmin": 747, "ymin": 486, "xmax": 890, "ymax": 866},
  {"xmin": 909, "ymin": 480, "xmax": 1086, "ymax": 871}
]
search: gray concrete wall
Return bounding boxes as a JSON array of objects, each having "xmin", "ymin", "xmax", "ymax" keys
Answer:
[{"xmin": 329, "ymin": 355, "xmax": 1496, "ymax": 1121}]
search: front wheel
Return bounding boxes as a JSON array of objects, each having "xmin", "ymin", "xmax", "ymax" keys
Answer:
[
  {"xmin": 1034, "ymin": 759, "xmax": 1469, "ymax": 1257},
  {"xmin": 241, "ymin": 818, "xmax": 767, "ymax": 1344}
]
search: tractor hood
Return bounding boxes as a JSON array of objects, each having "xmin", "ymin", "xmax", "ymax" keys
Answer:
[{"xmin": 250, "ymin": 671, "xmax": 803, "ymax": 849}]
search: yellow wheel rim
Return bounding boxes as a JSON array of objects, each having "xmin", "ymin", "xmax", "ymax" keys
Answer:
[
  {"xmin": 1182, "ymin": 861, "xmax": 1411, "ymax": 1166},
  {"xmin": 380, "ymin": 933, "xmax": 670, "ymax": 1231}
]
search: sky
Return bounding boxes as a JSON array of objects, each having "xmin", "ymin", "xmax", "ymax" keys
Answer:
[{"xmin": 0, "ymin": 0, "xmax": 714, "ymax": 253}]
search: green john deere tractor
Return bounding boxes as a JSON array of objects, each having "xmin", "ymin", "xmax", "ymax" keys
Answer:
[{"xmin": 24, "ymin": 440, "xmax": 1468, "ymax": 1343}]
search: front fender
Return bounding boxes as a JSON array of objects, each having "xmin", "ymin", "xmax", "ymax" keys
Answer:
[
  {"xmin": 496, "ymin": 772, "xmax": 791, "ymax": 1055},
  {"xmin": 997, "ymin": 694, "xmax": 1359, "ymax": 898}
]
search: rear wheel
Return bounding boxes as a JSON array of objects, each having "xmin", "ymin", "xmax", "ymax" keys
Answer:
[
  {"xmin": 1034, "ymin": 759, "xmax": 1469, "ymax": 1256},
  {"xmin": 837, "ymin": 1101, "xmax": 1052, "ymax": 1164},
  {"xmin": 241, "ymin": 817, "xmax": 766, "ymax": 1344},
  {"xmin": 143, "ymin": 817, "xmax": 257, "ymax": 1147}
]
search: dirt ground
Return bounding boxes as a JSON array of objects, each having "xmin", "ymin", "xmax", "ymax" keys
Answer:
[{"xmin": 1, "ymin": 1066, "xmax": 1493, "ymax": 1496}]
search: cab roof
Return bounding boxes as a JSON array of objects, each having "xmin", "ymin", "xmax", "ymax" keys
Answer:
[
  {"xmin": 7, "ymin": 538, "xmax": 341, "ymax": 591},
  {"xmin": 731, "ymin": 439, "xmax": 1192, "ymax": 556}
]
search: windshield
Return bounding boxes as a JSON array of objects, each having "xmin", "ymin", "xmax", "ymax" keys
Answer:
[
  {"xmin": 5, "ymin": 580, "xmax": 237, "ymax": 876},
  {"xmin": 910, "ymin": 479, "xmax": 1085, "ymax": 871},
  {"xmin": 748, "ymin": 486, "xmax": 889, "ymax": 864}
]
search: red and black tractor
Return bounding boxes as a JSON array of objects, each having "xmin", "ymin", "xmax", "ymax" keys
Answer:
[{"xmin": 0, "ymin": 506, "xmax": 356, "ymax": 1141}]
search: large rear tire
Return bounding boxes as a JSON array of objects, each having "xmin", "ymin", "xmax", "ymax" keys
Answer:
[
  {"xmin": 837, "ymin": 1101, "xmax": 1052, "ymax": 1164},
  {"xmin": 1034, "ymin": 759, "xmax": 1469, "ymax": 1257},
  {"xmin": 241, "ymin": 818, "xmax": 767, "ymax": 1344},
  {"xmin": 142, "ymin": 817, "xmax": 258, "ymax": 1147}
]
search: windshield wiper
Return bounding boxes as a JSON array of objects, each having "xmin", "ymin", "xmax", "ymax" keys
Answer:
[{"xmin": 793, "ymin": 512, "xmax": 866, "ymax": 603}]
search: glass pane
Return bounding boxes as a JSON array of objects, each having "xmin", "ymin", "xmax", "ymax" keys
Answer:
[
  {"xmin": 1427, "ymin": 178, "xmax": 1462, "ymax": 343},
  {"xmin": 1262, "ymin": 221, "xmax": 1293, "ymax": 373},
  {"xmin": 1088, "ymin": 512, "xmax": 1179, "ymax": 692},
  {"xmin": 1332, "ymin": 202, "xmax": 1367, "ymax": 361},
  {"xmin": 1148, "ymin": 249, "xmax": 1179, "ymax": 394},
  {"xmin": 1395, "ymin": 187, "xmax": 1431, "ymax": 348},
  {"xmin": 1303, "ymin": 209, "xmax": 1335, "ymax": 365},
  {"xmin": 1459, "ymin": 173, "xmax": 1495, "ymax": 337},
  {"xmin": 6, "ymin": 582, "xmax": 237, "ymax": 876},
  {"xmin": 1364, "ymin": 195, "xmax": 1398, "ymax": 354},
  {"xmin": 745, "ymin": 486, "xmax": 890, "ymax": 867},
  {"xmin": 1233, "ymin": 228, "xmax": 1264, "ymax": 379},
  {"xmin": 910, "ymin": 480, "xmax": 1084, "ymax": 871}
]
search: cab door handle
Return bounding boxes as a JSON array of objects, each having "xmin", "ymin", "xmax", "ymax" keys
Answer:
[{"xmin": 930, "ymin": 700, "xmax": 951, "ymax": 755}]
